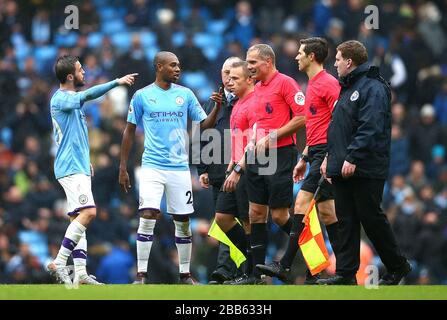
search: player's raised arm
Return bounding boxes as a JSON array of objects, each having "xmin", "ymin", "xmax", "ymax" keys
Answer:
[
  {"xmin": 117, "ymin": 73, "xmax": 139, "ymax": 86},
  {"xmin": 80, "ymin": 73, "xmax": 138, "ymax": 103}
]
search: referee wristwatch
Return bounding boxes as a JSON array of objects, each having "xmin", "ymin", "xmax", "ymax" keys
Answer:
[
  {"xmin": 301, "ymin": 154, "xmax": 309, "ymax": 163},
  {"xmin": 233, "ymin": 163, "xmax": 243, "ymax": 174}
]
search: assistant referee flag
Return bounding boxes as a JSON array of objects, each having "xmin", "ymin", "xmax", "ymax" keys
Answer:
[
  {"xmin": 208, "ymin": 220, "xmax": 246, "ymax": 268},
  {"xmin": 298, "ymin": 179, "xmax": 331, "ymax": 275}
]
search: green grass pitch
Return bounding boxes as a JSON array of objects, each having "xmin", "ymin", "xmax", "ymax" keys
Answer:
[{"xmin": 0, "ymin": 285, "xmax": 446, "ymax": 300}]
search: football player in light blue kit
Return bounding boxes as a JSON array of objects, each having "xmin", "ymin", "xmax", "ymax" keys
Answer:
[
  {"xmin": 119, "ymin": 51, "xmax": 222, "ymax": 284},
  {"xmin": 48, "ymin": 55, "xmax": 137, "ymax": 286}
]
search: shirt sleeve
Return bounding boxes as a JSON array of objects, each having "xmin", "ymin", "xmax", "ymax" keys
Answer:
[
  {"xmin": 58, "ymin": 91, "xmax": 83, "ymax": 111},
  {"xmin": 282, "ymin": 77, "xmax": 305, "ymax": 116},
  {"xmin": 187, "ymin": 89, "xmax": 207, "ymax": 122},
  {"xmin": 324, "ymin": 81, "xmax": 341, "ymax": 113},
  {"xmin": 80, "ymin": 80, "xmax": 118, "ymax": 104},
  {"xmin": 127, "ymin": 91, "xmax": 143, "ymax": 125}
]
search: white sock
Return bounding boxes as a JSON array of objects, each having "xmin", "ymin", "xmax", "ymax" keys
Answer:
[
  {"xmin": 54, "ymin": 220, "xmax": 86, "ymax": 266},
  {"xmin": 174, "ymin": 219, "xmax": 192, "ymax": 274},
  {"xmin": 136, "ymin": 218, "xmax": 156, "ymax": 273},
  {"xmin": 72, "ymin": 231, "xmax": 87, "ymax": 276}
]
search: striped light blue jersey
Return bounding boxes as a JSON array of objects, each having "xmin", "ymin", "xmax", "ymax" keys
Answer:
[
  {"xmin": 50, "ymin": 89, "xmax": 90, "ymax": 179},
  {"xmin": 127, "ymin": 83, "xmax": 207, "ymax": 170}
]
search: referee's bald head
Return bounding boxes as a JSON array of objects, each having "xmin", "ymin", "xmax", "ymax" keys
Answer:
[
  {"xmin": 247, "ymin": 44, "xmax": 276, "ymax": 67},
  {"xmin": 222, "ymin": 56, "xmax": 242, "ymax": 70}
]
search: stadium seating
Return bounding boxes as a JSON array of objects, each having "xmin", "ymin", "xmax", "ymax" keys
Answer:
[
  {"xmin": 202, "ymin": 46, "xmax": 219, "ymax": 61},
  {"xmin": 97, "ymin": 6, "xmax": 119, "ymax": 21},
  {"xmin": 101, "ymin": 19, "xmax": 126, "ymax": 35},
  {"xmin": 33, "ymin": 45, "xmax": 58, "ymax": 73},
  {"xmin": 140, "ymin": 31, "xmax": 157, "ymax": 48},
  {"xmin": 172, "ymin": 31, "xmax": 186, "ymax": 47},
  {"xmin": 111, "ymin": 32, "xmax": 132, "ymax": 52},
  {"xmin": 54, "ymin": 32, "xmax": 79, "ymax": 48},
  {"xmin": 145, "ymin": 46, "xmax": 160, "ymax": 63},
  {"xmin": 181, "ymin": 71, "xmax": 208, "ymax": 91},
  {"xmin": 87, "ymin": 32, "xmax": 104, "ymax": 48},
  {"xmin": 19, "ymin": 230, "xmax": 50, "ymax": 266},
  {"xmin": 206, "ymin": 19, "xmax": 228, "ymax": 34},
  {"xmin": 196, "ymin": 85, "xmax": 214, "ymax": 103}
]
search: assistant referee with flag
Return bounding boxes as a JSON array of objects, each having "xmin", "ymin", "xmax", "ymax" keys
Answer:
[{"xmin": 319, "ymin": 40, "xmax": 411, "ymax": 285}]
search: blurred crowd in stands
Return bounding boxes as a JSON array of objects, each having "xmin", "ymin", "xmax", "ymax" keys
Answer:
[{"xmin": 1, "ymin": 0, "xmax": 447, "ymax": 284}]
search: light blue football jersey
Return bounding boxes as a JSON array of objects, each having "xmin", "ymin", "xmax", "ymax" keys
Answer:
[
  {"xmin": 50, "ymin": 89, "xmax": 90, "ymax": 179},
  {"xmin": 127, "ymin": 83, "xmax": 207, "ymax": 170}
]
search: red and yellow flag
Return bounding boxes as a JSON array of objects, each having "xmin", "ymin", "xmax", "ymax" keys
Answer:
[{"xmin": 298, "ymin": 198, "xmax": 330, "ymax": 275}]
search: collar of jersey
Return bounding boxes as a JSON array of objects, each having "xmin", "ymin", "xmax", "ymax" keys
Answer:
[
  {"xmin": 260, "ymin": 70, "xmax": 279, "ymax": 86},
  {"xmin": 153, "ymin": 82, "xmax": 174, "ymax": 91},
  {"xmin": 237, "ymin": 90, "xmax": 254, "ymax": 105},
  {"xmin": 309, "ymin": 69, "xmax": 326, "ymax": 85}
]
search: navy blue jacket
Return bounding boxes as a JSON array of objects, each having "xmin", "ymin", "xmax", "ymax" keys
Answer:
[
  {"xmin": 327, "ymin": 63, "xmax": 392, "ymax": 179},
  {"xmin": 196, "ymin": 95, "xmax": 235, "ymax": 186}
]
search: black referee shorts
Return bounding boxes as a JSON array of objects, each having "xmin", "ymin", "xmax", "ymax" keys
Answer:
[
  {"xmin": 301, "ymin": 144, "xmax": 334, "ymax": 202},
  {"xmin": 215, "ymin": 173, "xmax": 249, "ymax": 220},
  {"xmin": 246, "ymin": 145, "xmax": 297, "ymax": 208}
]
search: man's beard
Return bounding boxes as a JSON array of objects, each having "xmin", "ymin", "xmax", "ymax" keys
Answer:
[
  {"xmin": 164, "ymin": 76, "xmax": 178, "ymax": 84},
  {"xmin": 74, "ymin": 77, "xmax": 85, "ymax": 88}
]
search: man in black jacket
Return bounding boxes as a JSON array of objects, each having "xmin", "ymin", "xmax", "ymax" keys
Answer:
[
  {"xmin": 197, "ymin": 56, "xmax": 243, "ymax": 284},
  {"xmin": 319, "ymin": 40, "xmax": 411, "ymax": 285}
]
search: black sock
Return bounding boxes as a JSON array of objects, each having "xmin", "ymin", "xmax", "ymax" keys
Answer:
[
  {"xmin": 250, "ymin": 223, "xmax": 268, "ymax": 278},
  {"xmin": 226, "ymin": 223, "xmax": 247, "ymax": 257},
  {"xmin": 280, "ymin": 214, "xmax": 305, "ymax": 269},
  {"xmin": 279, "ymin": 215, "xmax": 293, "ymax": 235},
  {"xmin": 245, "ymin": 234, "xmax": 253, "ymax": 276},
  {"xmin": 325, "ymin": 221, "xmax": 339, "ymax": 256}
]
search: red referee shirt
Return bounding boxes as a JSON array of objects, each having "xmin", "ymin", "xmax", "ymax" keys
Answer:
[
  {"xmin": 230, "ymin": 91, "xmax": 257, "ymax": 163},
  {"xmin": 305, "ymin": 69, "xmax": 340, "ymax": 146},
  {"xmin": 253, "ymin": 71, "xmax": 305, "ymax": 148}
]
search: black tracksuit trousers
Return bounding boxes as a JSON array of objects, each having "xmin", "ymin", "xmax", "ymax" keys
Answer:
[{"xmin": 332, "ymin": 177, "xmax": 407, "ymax": 277}]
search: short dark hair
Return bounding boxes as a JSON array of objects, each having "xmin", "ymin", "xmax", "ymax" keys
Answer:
[
  {"xmin": 248, "ymin": 44, "xmax": 276, "ymax": 66},
  {"xmin": 300, "ymin": 37, "xmax": 328, "ymax": 64},
  {"xmin": 336, "ymin": 40, "xmax": 368, "ymax": 66},
  {"xmin": 54, "ymin": 55, "xmax": 79, "ymax": 84},
  {"xmin": 153, "ymin": 51, "xmax": 177, "ymax": 70},
  {"xmin": 231, "ymin": 61, "xmax": 251, "ymax": 78}
]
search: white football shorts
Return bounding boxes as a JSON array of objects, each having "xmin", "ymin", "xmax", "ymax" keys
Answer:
[
  {"xmin": 58, "ymin": 174, "xmax": 96, "ymax": 216},
  {"xmin": 139, "ymin": 167, "xmax": 194, "ymax": 215}
]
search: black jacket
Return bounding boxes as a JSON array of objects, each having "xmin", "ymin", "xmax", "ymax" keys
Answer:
[
  {"xmin": 196, "ymin": 95, "xmax": 235, "ymax": 186},
  {"xmin": 327, "ymin": 64, "xmax": 391, "ymax": 179}
]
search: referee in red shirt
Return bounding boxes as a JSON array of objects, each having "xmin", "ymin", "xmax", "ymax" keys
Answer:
[
  {"xmin": 214, "ymin": 61, "xmax": 257, "ymax": 284},
  {"xmin": 256, "ymin": 37, "xmax": 342, "ymax": 284},
  {"xmin": 240, "ymin": 44, "xmax": 306, "ymax": 285}
]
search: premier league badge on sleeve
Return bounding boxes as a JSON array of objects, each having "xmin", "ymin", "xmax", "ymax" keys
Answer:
[{"xmin": 294, "ymin": 92, "xmax": 305, "ymax": 105}]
